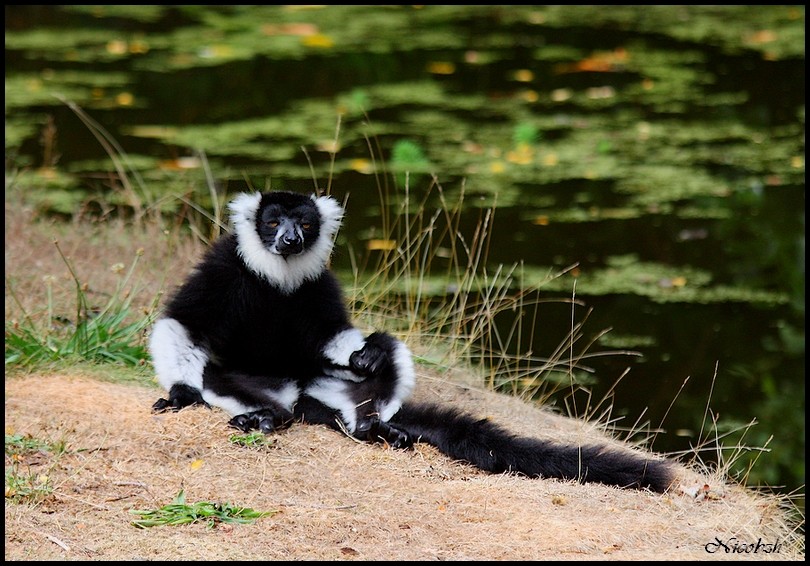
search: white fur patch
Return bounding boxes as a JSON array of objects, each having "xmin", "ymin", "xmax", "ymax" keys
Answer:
[
  {"xmin": 201, "ymin": 391, "xmax": 258, "ymax": 417},
  {"xmin": 264, "ymin": 381, "xmax": 300, "ymax": 411},
  {"xmin": 323, "ymin": 328, "xmax": 365, "ymax": 367},
  {"xmin": 200, "ymin": 380, "xmax": 300, "ymax": 418},
  {"xmin": 377, "ymin": 340, "xmax": 416, "ymax": 421},
  {"xmin": 229, "ymin": 191, "xmax": 344, "ymax": 294},
  {"xmin": 149, "ymin": 318, "xmax": 208, "ymax": 392},
  {"xmin": 304, "ymin": 378, "xmax": 361, "ymax": 433}
]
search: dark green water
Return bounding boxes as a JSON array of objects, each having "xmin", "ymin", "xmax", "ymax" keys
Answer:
[{"xmin": 4, "ymin": 6, "xmax": 804, "ymax": 497}]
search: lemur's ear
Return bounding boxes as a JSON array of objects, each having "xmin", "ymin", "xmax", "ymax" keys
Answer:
[
  {"xmin": 312, "ymin": 194, "xmax": 344, "ymax": 238},
  {"xmin": 228, "ymin": 192, "xmax": 262, "ymax": 225}
]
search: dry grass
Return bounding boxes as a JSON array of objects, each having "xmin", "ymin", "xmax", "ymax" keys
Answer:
[
  {"xmin": 5, "ymin": 191, "xmax": 804, "ymax": 561},
  {"xmin": 5, "ymin": 373, "xmax": 804, "ymax": 561}
]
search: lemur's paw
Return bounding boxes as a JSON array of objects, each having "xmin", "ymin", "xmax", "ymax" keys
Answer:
[
  {"xmin": 355, "ymin": 417, "xmax": 413, "ymax": 449},
  {"xmin": 350, "ymin": 332, "xmax": 395, "ymax": 378},
  {"xmin": 384, "ymin": 424, "xmax": 413, "ymax": 449},
  {"xmin": 152, "ymin": 397, "xmax": 174, "ymax": 412},
  {"xmin": 152, "ymin": 384, "xmax": 209, "ymax": 413},
  {"xmin": 228, "ymin": 408, "xmax": 294, "ymax": 434}
]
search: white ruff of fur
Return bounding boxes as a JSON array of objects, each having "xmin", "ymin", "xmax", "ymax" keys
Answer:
[{"xmin": 229, "ymin": 192, "xmax": 344, "ymax": 294}]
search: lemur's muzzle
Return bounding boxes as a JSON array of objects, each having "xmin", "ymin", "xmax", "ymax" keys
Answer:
[
  {"xmin": 276, "ymin": 234, "xmax": 303, "ymax": 256},
  {"xmin": 275, "ymin": 220, "xmax": 305, "ymax": 256}
]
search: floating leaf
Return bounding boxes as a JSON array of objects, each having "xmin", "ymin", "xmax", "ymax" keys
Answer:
[
  {"xmin": 349, "ymin": 158, "xmax": 373, "ymax": 174},
  {"xmin": 302, "ymin": 34, "xmax": 334, "ymax": 48},
  {"xmin": 511, "ymin": 69, "xmax": 534, "ymax": 82},
  {"xmin": 366, "ymin": 239, "xmax": 397, "ymax": 251},
  {"xmin": 426, "ymin": 61, "xmax": 455, "ymax": 75}
]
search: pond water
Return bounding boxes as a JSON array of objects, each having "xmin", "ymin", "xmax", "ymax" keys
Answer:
[{"xmin": 4, "ymin": 6, "xmax": 804, "ymax": 496}]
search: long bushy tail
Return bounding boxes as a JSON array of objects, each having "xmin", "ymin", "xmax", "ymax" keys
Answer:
[{"xmin": 390, "ymin": 402, "xmax": 674, "ymax": 493}]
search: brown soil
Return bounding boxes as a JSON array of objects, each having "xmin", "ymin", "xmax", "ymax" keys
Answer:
[{"xmin": 4, "ymin": 371, "xmax": 803, "ymax": 561}]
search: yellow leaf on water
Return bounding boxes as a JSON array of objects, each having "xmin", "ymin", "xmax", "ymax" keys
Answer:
[
  {"xmin": 426, "ymin": 61, "xmax": 455, "ymax": 75},
  {"xmin": 671, "ymin": 276, "xmax": 687, "ymax": 288},
  {"xmin": 129, "ymin": 40, "xmax": 149, "ymax": 54},
  {"xmin": 550, "ymin": 88, "xmax": 573, "ymax": 102},
  {"xmin": 366, "ymin": 239, "xmax": 397, "ymax": 251},
  {"xmin": 511, "ymin": 69, "xmax": 534, "ymax": 82},
  {"xmin": 106, "ymin": 40, "xmax": 127, "ymax": 55},
  {"xmin": 745, "ymin": 29, "xmax": 777, "ymax": 45},
  {"xmin": 302, "ymin": 34, "xmax": 334, "ymax": 48},
  {"xmin": 489, "ymin": 161, "xmax": 505, "ymax": 174},
  {"xmin": 115, "ymin": 92, "xmax": 134, "ymax": 107},
  {"xmin": 315, "ymin": 140, "xmax": 341, "ymax": 153},
  {"xmin": 349, "ymin": 158, "xmax": 373, "ymax": 174},
  {"xmin": 262, "ymin": 23, "xmax": 319, "ymax": 37},
  {"xmin": 506, "ymin": 144, "xmax": 533, "ymax": 165}
]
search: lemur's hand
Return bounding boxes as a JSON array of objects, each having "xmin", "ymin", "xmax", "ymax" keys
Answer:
[{"xmin": 349, "ymin": 333, "xmax": 394, "ymax": 379}]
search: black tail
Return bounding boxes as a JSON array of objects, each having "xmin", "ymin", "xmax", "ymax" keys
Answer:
[{"xmin": 389, "ymin": 402, "xmax": 674, "ymax": 493}]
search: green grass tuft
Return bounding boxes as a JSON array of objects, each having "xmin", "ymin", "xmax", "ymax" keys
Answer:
[
  {"xmin": 5, "ymin": 433, "xmax": 66, "ymax": 502},
  {"xmin": 129, "ymin": 490, "xmax": 277, "ymax": 529},
  {"xmin": 5, "ymin": 240, "xmax": 157, "ymax": 369},
  {"xmin": 228, "ymin": 432, "xmax": 277, "ymax": 449}
]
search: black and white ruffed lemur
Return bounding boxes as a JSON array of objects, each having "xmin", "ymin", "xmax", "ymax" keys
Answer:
[{"xmin": 149, "ymin": 190, "xmax": 674, "ymax": 492}]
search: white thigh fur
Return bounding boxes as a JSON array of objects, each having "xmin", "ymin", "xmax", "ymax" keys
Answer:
[
  {"xmin": 202, "ymin": 381, "xmax": 301, "ymax": 418},
  {"xmin": 149, "ymin": 318, "xmax": 207, "ymax": 392},
  {"xmin": 305, "ymin": 378, "xmax": 363, "ymax": 432}
]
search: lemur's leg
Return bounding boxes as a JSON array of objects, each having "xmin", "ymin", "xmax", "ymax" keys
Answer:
[
  {"xmin": 304, "ymin": 331, "xmax": 416, "ymax": 448},
  {"xmin": 150, "ymin": 318, "xmax": 209, "ymax": 412},
  {"xmin": 204, "ymin": 367, "xmax": 299, "ymax": 433},
  {"xmin": 149, "ymin": 317, "xmax": 297, "ymax": 431}
]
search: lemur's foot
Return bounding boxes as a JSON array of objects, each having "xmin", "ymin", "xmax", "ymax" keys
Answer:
[
  {"xmin": 349, "ymin": 332, "xmax": 395, "ymax": 378},
  {"xmin": 229, "ymin": 408, "xmax": 294, "ymax": 434},
  {"xmin": 355, "ymin": 417, "xmax": 413, "ymax": 449},
  {"xmin": 152, "ymin": 384, "xmax": 209, "ymax": 412}
]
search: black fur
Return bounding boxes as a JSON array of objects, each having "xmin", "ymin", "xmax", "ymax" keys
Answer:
[
  {"xmin": 163, "ymin": 237, "xmax": 351, "ymax": 380},
  {"xmin": 389, "ymin": 403, "xmax": 673, "ymax": 492}
]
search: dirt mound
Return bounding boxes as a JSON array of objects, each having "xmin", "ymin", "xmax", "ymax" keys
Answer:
[{"xmin": 4, "ymin": 373, "xmax": 803, "ymax": 560}]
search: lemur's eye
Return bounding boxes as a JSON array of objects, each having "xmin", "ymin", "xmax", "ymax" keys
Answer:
[
  {"xmin": 266, "ymin": 220, "xmax": 279, "ymax": 228},
  {"xmin": 302, "ymin": 223, "xmax": 311, "ymax": 230}
]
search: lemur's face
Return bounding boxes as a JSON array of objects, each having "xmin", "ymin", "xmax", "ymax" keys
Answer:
[{"xmin": 256, "ymin": 199, "xmax": 322, "ymax": 258}]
